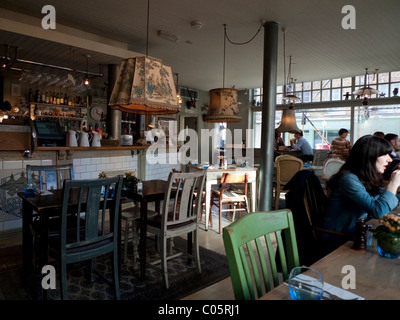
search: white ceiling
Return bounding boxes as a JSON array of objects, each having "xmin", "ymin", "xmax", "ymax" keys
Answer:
[{"xmin": 1, "ymin": 0, "xmax": 400, "ymax": 92}]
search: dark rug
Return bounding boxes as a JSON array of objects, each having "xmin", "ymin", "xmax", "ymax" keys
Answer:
[{"xmin": 0, "ymin": 237, "xmax": 230, "ymax": 300}]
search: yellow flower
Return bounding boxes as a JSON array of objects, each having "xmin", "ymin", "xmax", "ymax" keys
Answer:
[{"xmin": 98, "ymin": 172, "xmax": 107, "ymax": 179}]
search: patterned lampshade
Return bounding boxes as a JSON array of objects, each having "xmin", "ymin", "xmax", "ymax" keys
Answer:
[
  {"xmin": 203, "ymin": 88, "xmax": 241, "ymax": 123},
  {"xmin": 109, "ymin": 57, "xmax": 180, "ymax": 115}
]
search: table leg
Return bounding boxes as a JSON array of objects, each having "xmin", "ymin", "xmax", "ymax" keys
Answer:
[
  {"xmin": 187, "ymin": 232, "xmax": 193, "ymax": 264},
  {"xmin": 139, "ymin": 201, "xmax": 148, "ymax": 279},
  {"xmin": 251, "ymin": 180, "xmax": 256, "ymax": 212},
  {"xmin": 204, "ymin": 181, "xmax": 212, "ymax": 231},
  {"xmin": 22, "ymin": 202, "xmax": 33, "ymax": 279}
]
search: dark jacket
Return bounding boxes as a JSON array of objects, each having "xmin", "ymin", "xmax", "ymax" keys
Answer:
[{"xmin": 283, "ymin": 170, "xmax": 328, "ymax": 266}]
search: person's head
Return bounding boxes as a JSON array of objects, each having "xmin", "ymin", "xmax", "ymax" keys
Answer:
[
  {"xmin": 294, "ymin": 130, "xmax": 303, "ymax": 139},
  {"xmin": 338, "ymin": 128, "xmax": 348, "ymax": 138},
  {"xmin": 275, "ymin": 129, "xmax": 281, "ymax": 139},
  {"xmin": 384, "ymin": 133, "xmax": 400, "ymax": 152},
  {"xmin": 373, "ymin": 131, "xmax": 385, "ymax": 139},
  {"xmin": 328, "ymin": 135, "xmax": 393, "ymax": 195}
]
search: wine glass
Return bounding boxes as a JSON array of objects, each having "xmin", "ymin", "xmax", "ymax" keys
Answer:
[{"xmin": 288, "ymin": 266, "xmax": 324, "ymax": 300}]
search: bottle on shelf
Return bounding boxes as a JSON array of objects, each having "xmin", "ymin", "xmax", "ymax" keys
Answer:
[
  {"xmin": 45, "ymin": 91, "xmax": 49, "ymax": 104},
  {"xmin": 56, "ymin": 92, "xmax": 60, "ymax": 105},
  {"xmin": 28, "ymin": 88, "xmax": 33, "ymax": 102},
  {"xmin": 60, "ymin": 92, "xmax": 64, "ymax": 105},
  {"xmin": 41, "ymin": 91, "xmax": 45, "ymax": 103}
]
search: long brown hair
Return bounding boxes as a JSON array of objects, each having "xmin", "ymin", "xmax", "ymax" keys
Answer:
[{"xmin": 327, "ymin": 135, "xmax": 392, "ymax": 195}]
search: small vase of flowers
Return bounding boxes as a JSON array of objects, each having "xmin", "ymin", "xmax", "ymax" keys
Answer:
[
  {"xmin": 374, "ymin": 213, "xmax": 400, "ymax": 259},
  {"xmin": 123, "ymin": 171, "xmax": 137, "ymax": 190}
]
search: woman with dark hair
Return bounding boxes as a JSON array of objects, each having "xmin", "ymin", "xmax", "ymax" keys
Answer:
[{"xmin": 323, "ymin": 135, "xmax": 400, "ymax": 247}]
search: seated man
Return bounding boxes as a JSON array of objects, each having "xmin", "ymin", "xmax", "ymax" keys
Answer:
[{"xmin": 289, "ymin": 130, "xmax": 314, "ymax": 163}]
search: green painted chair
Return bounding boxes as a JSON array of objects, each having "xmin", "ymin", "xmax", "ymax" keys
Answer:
[
  {"xmin": 222, "ymin": 209, "xmax": 300, "ymax": 300},
  {"xmin": 48, "ymin": 175, "xmax": 123, "ymax": 300}
]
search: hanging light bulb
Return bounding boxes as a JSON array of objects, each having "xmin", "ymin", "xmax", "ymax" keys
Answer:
[{"xmin": 84, "ymin": 54, "xmax": 90, "ymax": 86}]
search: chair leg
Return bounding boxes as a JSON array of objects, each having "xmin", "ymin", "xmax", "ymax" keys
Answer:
[
  {"xmin": 132, "ymin": 221, "xmax": 140, "ymax": 270},
  {"xmin": 61, "ymin": 262, "xmax": 68, "ymax": 300},
  {"xmin": 275, "ymin": 186, "xmax": 280, "ymax": 209},
  {"xmin": 161, "ymin": 236, "xmax": 169, "ymax": 289},
  {"xmin": 219, "ymin": 200, "xmax": 223, "ymax": 234},
  {"xmin": 193, "ymin": 230, "xmax": 201, "ymax": 273},
  {"xmin": 123, "ymin": 219, "xmax": 129, "ymax": 263},
  {"xmin": 112, "ymin": 250, "xmax": 120, "ymax": 300}
]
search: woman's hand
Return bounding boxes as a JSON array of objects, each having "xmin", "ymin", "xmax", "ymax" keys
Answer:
[{"xmin": 387, "ymin": 167, "xmax": 400, "ymax": 195}]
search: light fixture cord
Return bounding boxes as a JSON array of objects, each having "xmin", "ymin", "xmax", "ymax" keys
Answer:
[
  {"xmin": 223, "ymin": 24, "xmax": 227, "ymax": 88},
  {"xmin": 283, "ymin": 30, "xmax": 287, "ymax": 95},
  {"xmin": 221, "ymin": 21, "xmax": 263, "ymax": 88},
  {"xmin": 224, "ymin": 22, "xmax": 264, "ymax": 45},
  {"xmin": 146, "ymin": 0, "xmax": 150, "ymax": 57}
]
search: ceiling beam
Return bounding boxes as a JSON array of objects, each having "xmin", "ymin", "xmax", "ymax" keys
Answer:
[{"xmin": 0, "ymin": 8, "xmax": 141, "ymax": 60}]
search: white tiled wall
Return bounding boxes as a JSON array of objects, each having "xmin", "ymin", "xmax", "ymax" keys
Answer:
[
  {"xmin": 73, "ymin": 154, "xmax": 139, "ymax": 179},
  {"xmin": 0, "ymin": 150, "xmax": 179, "ymax": 232},
  {"xmin": 0, "ymin": 158, "xmax": 55, "ymax": 232}
]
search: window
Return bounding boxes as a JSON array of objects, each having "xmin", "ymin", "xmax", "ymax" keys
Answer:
[{"xmin": 250, "ymin": 70, "xmax": 400, "ymax": 148}]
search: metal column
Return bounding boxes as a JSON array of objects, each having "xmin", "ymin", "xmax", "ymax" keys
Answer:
[
  {"xmin": 259, "ymin": 21, "xmax": 280, "ymax": 211},
  {"xmin": 107, "ymin": 64, "xmax": 121, "ymax": 141}
]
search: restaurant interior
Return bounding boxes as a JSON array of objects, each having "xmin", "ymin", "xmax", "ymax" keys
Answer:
[{"xmin": 0, "ymin": 0, "xmax": 400, "ymax": 303}]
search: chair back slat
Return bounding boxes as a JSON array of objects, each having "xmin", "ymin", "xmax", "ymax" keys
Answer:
[
  {"xmin": 61, "ymin": 176, "xmax": 123, "ymax": 252},
  {"xmin": 223, "ymin": 209, "xmax": 300, "ymax": 300},
  {"xmin": 163, "ymin": 170, "xmax": 206, "ymax": 228}
]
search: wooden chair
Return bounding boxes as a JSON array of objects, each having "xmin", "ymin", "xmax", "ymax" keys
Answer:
[
  {"xmin": 222, "ymin": 209, "xmax": 300, "ymax": 300},
  {"xmin": 274, "ymin": 155, "xmax": 303, "ymax": 209},
  {"xmin": 312, "ymin": 149, "xmax": 329, "ymax": 166},
  {"xmin": 320, "ymin": 158, "xmax": 345, "ymax": 191},
  {"xmin": 47, "ymin": 175, "xmax": 123, "ymax": 300},
  {"xmin": 121, "ymin": 203, "xmax": 156, "ymax": 265},
  {"xmin": 209, "ymin": 173, "xmax": 250, "ymax": 234},
  {"xmin": 26, "ymin": 164, "xmax": 74, "ymax": 190},
  {"xmin": 303, "ymin": 171, "xmax": 354, "ymax": 254},
  {"xmin": 284, "ymin": 170, "xmax": 353, "ymax": 266},
  {"xmin": 144, "ymin": 170, "xmax": 206, "ymax": 288},
  {"xmin": 27, "ymin": 164, "xmax": 75, "ymax": 267}
]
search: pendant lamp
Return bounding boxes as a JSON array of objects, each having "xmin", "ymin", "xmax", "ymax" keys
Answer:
[
  {"xmin": 277, "ymin": 29, "xmax": 301, "ymax": 134},
  {"xmin": 204, "ymin": 24, "xmax": 241, "ymax": 123},
  {"xmin": 108, "ymin": 0, "xmax": 180, "ymax": 115},
  {"xmin": 276, "ymin": 104, "xmax": 301, "ymax": 134},
  {"xmin": 353, "ymin": 68, "xmax": 379, "ymax": 98}
]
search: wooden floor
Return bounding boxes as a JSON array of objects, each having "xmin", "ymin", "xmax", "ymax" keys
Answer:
[{"xmin": 0, "ymin": 211, "xmax": 235, "ymax": 300}]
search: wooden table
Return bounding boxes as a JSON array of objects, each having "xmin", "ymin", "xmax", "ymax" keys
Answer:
[
  {"xmin": 19, "ymin": 189, "xmax": 64, "ymax": 277},
  {"xmin": 201, "ymin": 165, "xmax": 258, "ymax": 231},
  {"xmin": 122, "ymin": 179, "xmax": 168, "ymax": 279},
  {"xmin": 18, "ymin": 189, "xmax": 122, "ymax": 278},
  {"xmin": 260, "ymin": 240, "xmax": 400, "ymax": 300}
]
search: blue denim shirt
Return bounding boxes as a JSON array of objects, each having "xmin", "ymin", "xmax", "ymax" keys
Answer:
[
  {"xmin": 323, "ymin": 172, "xmax": 399, "ymax": 234},
  {"xmin": 292, "ymin": 137, "xmax": 313, "ymax": 156}
]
